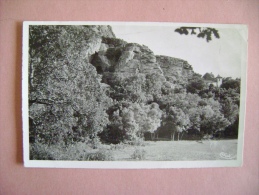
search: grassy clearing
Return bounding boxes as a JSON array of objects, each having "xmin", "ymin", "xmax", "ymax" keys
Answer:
[{"xmin": 109, "ymin": 140, "xmax": 238, "ymax": 161}]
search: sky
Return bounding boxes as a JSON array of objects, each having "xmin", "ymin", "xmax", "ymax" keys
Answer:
[{"xmin": 111, "ymin": 24, "xmax": 247, "ymax": 79}]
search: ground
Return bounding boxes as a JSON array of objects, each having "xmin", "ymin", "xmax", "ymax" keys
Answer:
[{"xmin": 109, "ymin": 140, "xmax": 238, "ymax": 161}]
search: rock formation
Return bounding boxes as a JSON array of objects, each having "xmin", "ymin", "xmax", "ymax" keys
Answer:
[
  {"xmin": 156, "ymin": 56, "xmax": 194, "ymax": 85},
  {"xmin": 87, "ymin": 25, "xmax": 195, "ymax": 88}
]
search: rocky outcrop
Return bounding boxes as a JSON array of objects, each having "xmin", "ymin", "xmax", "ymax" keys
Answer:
[
  {"xmin": 85, "ymin": 36, "xmax": 103, "ymax": 57},
  {"xmin": 90, "ymin": 51, "xmax": 111, "ymax": 73},
  {"xmin": 83, "ymin": 25, "xmax": 116, "ymax": 58},
  {"xmin": 89, "ymin": 25, "xmax": 116, "ymax": 38},
  {"xmin": 91, "ymin": 42, "xmax": 163, "ymax": 76},
  {"xmin": 88, "ymin": 26, "xmax": 194, "ymax": 87},
  {"xmin": 116, "ymin": 43, "xmax": 162, "ymax": 75},
  {"xmin": 156, "ymin": 55, "xmax": 194, "ymax": 85},
  {"xmin": 119, "ymin": 43, "xmax": 162, "ymax": 75}
]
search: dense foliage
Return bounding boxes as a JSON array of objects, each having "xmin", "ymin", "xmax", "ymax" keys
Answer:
[{"xmin": 28, "ymin": 25, "xmax": 240, "ymax": 160}]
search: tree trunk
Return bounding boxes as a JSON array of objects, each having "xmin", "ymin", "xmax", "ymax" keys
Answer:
[
  {"xmin": 177, "ymin": 132, "xmax": 180, "ymax": 141},
  {"xmin": 180, "ymin": 131, "xmax": 185, "ymax": 140},
  {"xmin": 172, "ymin": 131, "xmax": 175, "ymax": 141}
]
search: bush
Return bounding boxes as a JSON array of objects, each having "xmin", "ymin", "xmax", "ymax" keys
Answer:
[
  {"xmin": 60, "ymin": 142, "xmax": 94, "ymax": 160},
  {"xmin": 85, "ymin": 149, "xmax": 114, "ymax": 161},
  {"xmin": 131, "ymin": 148, "xmax": 146, "ymax": 160},
  {"xmin": 89, "ymin": 137, "xmax": 102, "ymax": 149},
  {"xmin": 29, "ymin": 141, "xmax": 114, "ymax": 161},
  {"xmin": 126, "ymin": 137, "xmax": 145, "ymax": 146},
  {"xmin": 110, "ymin": 143, "xmax": 126, "ymax": 150},
  {"xmin": 30, "ymin": 142, "xmax": 55, "ymax": 160}
]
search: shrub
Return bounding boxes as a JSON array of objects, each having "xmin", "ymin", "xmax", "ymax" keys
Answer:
[
  {"xmin": 126, "ymin": 137, "xmax": 145, "ymax": 146},
  {"xmin": 131, "ymin": 148, "xmax": 146, "ymax": 160},
  {"xmin": 59, "ymin": 142, "xmax": 94, "ymax": 160},
  {"xmin": 110, "ymin": 143, "xmax": 126, "ymax": 150},
  {"xmin": 85, "ymin": 149, "xmax": 114, "ymax": 161},
  {"xmin": 29, "ymin": 141, "xmax": 114, "ymax": 161},
  {"xmin": 88, "ymin": 137, "xmax": 102, "ymax": 149},
  {"xmin": 30, "ymin": 142, "xmax": 55, "ymax": 160}
]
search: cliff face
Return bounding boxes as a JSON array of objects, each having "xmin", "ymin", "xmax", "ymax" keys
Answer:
[
  {"xmin": 115, "ymin": 43, "xmax": 163, "ymax": 75},
  {"xmin": 83, "ymin": 25, "xmax": 116, "ymax": 57},
  {"xmin": 156, "ymin": 56, "xmax": 194, "ymax": 85},
  {"xmin": 89, "ymin": 26, "xmax": 194, "ymax": 86},
  {"xmin": 91, "ymin": 25, "xmax": 116, "ymax": 38}
]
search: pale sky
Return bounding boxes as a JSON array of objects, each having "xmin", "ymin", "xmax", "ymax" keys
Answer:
[{"xmin": 111, "ymin": 24, "xmax": 246, "ymax": 79}]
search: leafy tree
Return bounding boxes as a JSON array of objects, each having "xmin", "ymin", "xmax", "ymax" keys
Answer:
[
  {"xmin": 101, "ymin": 101, "xmax": 162, "ymax": 143},
  {"xmin": 144, "ymin": 73, "xmax": 165, "ymax": 101},
  {"xmin": 122, "ymin": 74, "xmax": 147, "ymax": 103},
  {"xmin": 221, "ymin": 78, "xmax": 240, "ymax": 93},
  {"xmin": 199, "ymin": 98, "xmax": 231, "ymax": 137},
  {"xmin": 29, "ymin": 25, "xmax": 112, "ymax": 145},
  {"xmin": 224, "ymin": 117, "xmax": 239, "ymax": 138},
  {"xmin": 136, "ymin": 103, "xmax": 162, "ymax": 140},
  {"xmin": 188, "ymin": 107, "xmax": 201, "ymax": 132},
  {"xmin": 203, "ymin": 72, "xmax": 215, "ymax": 80},
  {"xmin": 164, "ymin": 106, "xmax": 190, "ymax": 141},
  {"xmin": 107, "ymin": 73, "xmax": 147, "ymax": 103},
  {"xmin": 121, "ymin": 107, "xmax": 140, "ymax": 141},
  {"xmin": 175, "ymin": 27, "xmax": 220, "ymax": 42},
  {"xmin": 187, "ymin": 73, "xmax": 206, "ymax": 94},
  {"xmin": 220, "ymin": 98, "xmax": 239, "ymax": 124}
]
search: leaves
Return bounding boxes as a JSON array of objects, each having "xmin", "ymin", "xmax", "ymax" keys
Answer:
[
  {"xmin": 29, "ymin": 25, "xmax": 112, "ymax": 144},
  {"xmin": 175, "ymin": 27, "xmax": 220, "ymax": 42}
]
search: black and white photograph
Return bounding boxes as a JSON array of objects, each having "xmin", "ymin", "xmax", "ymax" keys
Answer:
[{"xmin": 22, "ymin": 22, "xmax": 247, "ymax": 168}]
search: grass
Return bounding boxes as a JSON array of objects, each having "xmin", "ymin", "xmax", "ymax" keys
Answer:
[
  {"xmin": 110, "ymin": 140, "xmax": 238, "ymax": 161},
  {"xmin": 30, "ymin": 140, "xmax": 238, "ymax": 161}
]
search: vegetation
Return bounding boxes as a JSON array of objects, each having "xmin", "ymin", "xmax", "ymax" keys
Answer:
[
  {"xmin": 175, "ymin": 27, "xmax": 220, "ymax": 42},
  {"xmin": 28, "ymin": 25, "xmax": 240, "ymax": 160},
  {"xmin": 131, "ymin": 148, "xmax": 146, "ymax": 160}
]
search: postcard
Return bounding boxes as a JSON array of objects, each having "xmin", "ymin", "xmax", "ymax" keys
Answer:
[{"xmin": 22, "ymin": 21, "xmax": 247, "ymax": 168}]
